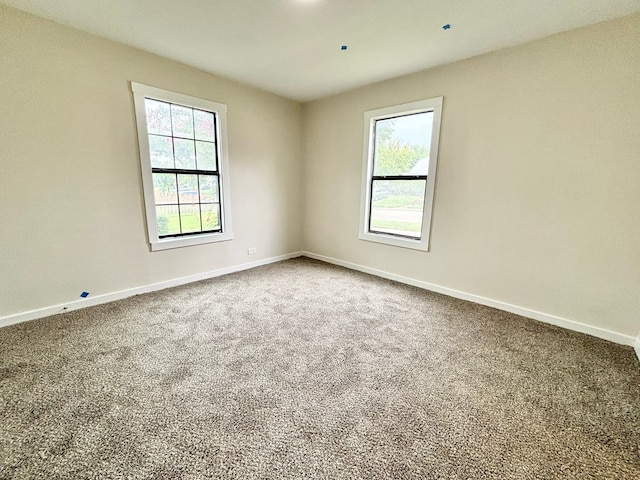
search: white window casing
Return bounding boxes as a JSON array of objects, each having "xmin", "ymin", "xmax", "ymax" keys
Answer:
[
  {"xmin": 131, "ymin": 82, "xmax": 233, "ymax": 251},
  {"xmin": 359, "ymin": 97, "xmax": 443, "ymax": 251}
]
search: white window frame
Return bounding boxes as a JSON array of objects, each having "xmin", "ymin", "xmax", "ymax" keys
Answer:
[
  {"xmin": 359, "ymin": 97, "xmax": 443, "ymax": 252},
  {"xmin": 131, "ymin": 82, "xmax": 233, "ymax": 251}
]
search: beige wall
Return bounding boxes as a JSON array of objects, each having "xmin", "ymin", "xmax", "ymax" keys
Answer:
[
  {"xmin": 0, "ymin": 6, "xmax": 302, "ymax": 318},
  {"xmin": 302, "ymin": 14, "xmax": 640, "ymax": 338}
]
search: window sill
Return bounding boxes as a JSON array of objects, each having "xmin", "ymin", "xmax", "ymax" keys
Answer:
[
  {"xmin": 358, "ymin": 231, "xmax": 429, "ymax": 251},
  {"xmin": 150, "ymin": 231, "xmax": 234, "ymax": 251}
]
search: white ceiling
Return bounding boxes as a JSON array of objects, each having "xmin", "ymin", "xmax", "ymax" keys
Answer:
[{"xmin": 3, "ymin": 0, "xmax": 639, "ymax": 101}]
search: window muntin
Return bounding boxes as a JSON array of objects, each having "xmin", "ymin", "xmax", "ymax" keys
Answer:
[
  {"xmin": 131, "ymin": 83, "xmax": 233, "ymax": 251},
  {"xmin": 144, "ymin": 98, "xmax": 220, "ymax": 238},
  {"xmin": 360, "ymin": 98, "xmax": 443, "ymax": 251}
]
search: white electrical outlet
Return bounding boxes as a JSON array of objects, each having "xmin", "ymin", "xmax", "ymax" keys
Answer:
[{"xmin": 248, "ymin": 247, "xmax": 257, "ymax": 255}]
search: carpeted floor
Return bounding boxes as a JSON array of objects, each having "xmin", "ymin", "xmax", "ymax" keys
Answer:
[{"xmin": 0, "ymin": 257, "xmax": 638, "ymax": 479}]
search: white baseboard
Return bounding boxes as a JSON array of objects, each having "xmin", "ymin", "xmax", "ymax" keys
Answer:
[
  {"xmin": 0, "ymin": 251, "xmax": 304, "ymax": 329},
  {"xmin": 302, "ymin": 251, "xmax": 635, "ymax": 347},
  {"xmin": 3, "ymin": 249, "xmax": 635, "ymax": 350}
]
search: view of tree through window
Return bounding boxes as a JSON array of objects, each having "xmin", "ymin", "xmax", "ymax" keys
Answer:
[
  {"xmin": 370, "ymin": 111, "xmax": 433, "ymax": 238},
  {"xmin": 144, "ymin": 99, "xmax": 221, "ymax": 237}
]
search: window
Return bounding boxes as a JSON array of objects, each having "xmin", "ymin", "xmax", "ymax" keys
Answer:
[
  {"xmin": 359, "ymin": 97, "xmax": 443, "ymax": 251},
  {"xmin": 131, "ymin": 83, "xmax": 233, "ymax": 251}
]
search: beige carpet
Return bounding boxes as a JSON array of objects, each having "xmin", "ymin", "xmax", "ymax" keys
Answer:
[{"xmin": 1, "ymin": 257, "xmax": 638, "ymax": 479}]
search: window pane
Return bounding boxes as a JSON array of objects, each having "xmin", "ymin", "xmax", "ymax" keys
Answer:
[
  {"xmin": 194, "ymin": 110, "xmax": 216, "ymax": 141},
  {"xmin": 177, "ymin": 174, "xmax": 198, "ymax": 204},
  {"xmin": 199, "ymin": 175, "xmax": 219, "ymax": 203},
  {"xmin": 145, "ymin": 99, "xmax": 171, "ymax": 136},
  {"xmin": 148, "ymin": 135, "xmax": 174, "ymax": 168},
  {"xmin": 152, "ymin": 173, "xmax": 177, "ymax": 204},
  {"xmin": 195, "ymin": 141, "xmax": 217, "ymax": 171},
  {"xmin": 174, "ymin": 138, "xmax": 196, "ymax": 170},
  {"xmin": 370, "ymin": 179, "xmax": 426, "ymax": 238},
  {"xmin": 180, "ymin": 204, "xmax": 201, "ymax": 233},
  {"xmin": 156, "ymin": 205, "xmax": 181, "ymax": 236},
  {"xmin": 373, "ymin": 111, "xmax": 433, "ymax": 176},
  {"xmin": 171, "ymin": 104, "xmax": 194, "ymax": 139},
  {"xmin": 201, "ymin": 203, "xmax": 221, "ymax": 231}
]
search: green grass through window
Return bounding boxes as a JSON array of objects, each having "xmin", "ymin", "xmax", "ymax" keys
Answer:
[
  {"xmin": 157, "ymin": 212, "xmax": 219, "ymax": 236},
  {"xmin": 370, "ymin": 220, "xmax": 421, "ymax": 233}
]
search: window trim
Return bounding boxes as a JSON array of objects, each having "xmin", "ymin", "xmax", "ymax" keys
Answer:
[
  {"xmin": 359, "ymin": 97, "xmax": 443, "ymax": 251},
  {"xmin": 131, "ymin": 82, "xmax": 233, "ymax": 251}
]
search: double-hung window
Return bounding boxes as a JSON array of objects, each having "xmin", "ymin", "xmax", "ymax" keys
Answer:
[
  {"xmin": 131, "ymin": 83, "xmax": 233, "ymax": 251},
  {"xmin": 359, "ymin": 97, "xmax": 443, "ymax": 251}
]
